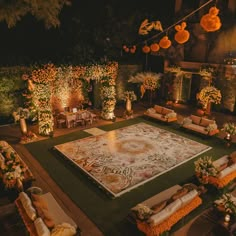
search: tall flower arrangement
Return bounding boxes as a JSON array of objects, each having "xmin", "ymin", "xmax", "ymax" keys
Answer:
[
  {"xmin": 30, "ymin": 63, "xmax": 56, "ymax": 136},
  {"xmin": 198, "ymin": 86, "xmax": 222, "ymax": 110},
  {"xmin": 99, "ymin": 62, "xmax": 118, "ymax": 120}
]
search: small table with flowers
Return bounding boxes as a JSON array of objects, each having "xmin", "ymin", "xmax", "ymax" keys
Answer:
[{"xmin": 0, "ymin": 140, "xmax": 34, "ymax": 193}]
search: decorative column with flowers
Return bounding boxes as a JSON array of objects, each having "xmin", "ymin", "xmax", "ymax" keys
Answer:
[
  {"xmin": 99, "ymin": 62, "xmax": 118, "ymax": 120},
  {"xmin": 30, "ymin": 64, "xmax": 56, "ymax": 136}
]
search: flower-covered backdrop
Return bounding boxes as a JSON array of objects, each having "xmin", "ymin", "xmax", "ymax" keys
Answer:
[{"xmin": 22, "ymin": 62, "xmax": 118, "ymax": 135}]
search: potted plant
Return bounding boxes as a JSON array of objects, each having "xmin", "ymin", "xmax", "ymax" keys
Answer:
[
  {"xmin": 121, "ymin": 90, "xmax": 137, "ymax": 112},
  {"xmin": 197, "ymin": 86, "xmax": 221, "ymax": 115},
  {"xmin": 194, "ymin": 156, "xmax": 218, "ymax": 184}
]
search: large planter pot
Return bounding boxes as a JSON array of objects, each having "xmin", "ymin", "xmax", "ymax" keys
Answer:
[{"xmin": 20, "ymin": 118, "xmax": 27, "ymax": 135}]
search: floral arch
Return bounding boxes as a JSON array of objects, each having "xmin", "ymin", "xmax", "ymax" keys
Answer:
[{"xmin": 23, "ymin": 62, "xmax": 118, "ymax": 136}]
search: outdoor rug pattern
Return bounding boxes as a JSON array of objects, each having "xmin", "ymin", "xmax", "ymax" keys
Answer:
[{"xmin": 54, "ymin": 122, "xmax": 211, "ymax": 197}]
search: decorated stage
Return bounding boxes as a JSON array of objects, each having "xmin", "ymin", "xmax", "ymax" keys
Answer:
[{"xmin": 54, "ymin": 123, "xmax": 211, "ymax": 197}]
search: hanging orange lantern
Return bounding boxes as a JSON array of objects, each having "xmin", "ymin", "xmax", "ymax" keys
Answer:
[
  {"xmin": 200, "ymin": 6, "xmax": 221, "ymax": 32},
  {"xmin": 142, "ymin": 45, "xmax": 150, "ymax": 54},
  {"xmin": 159, "ymin": 36, "xmax": 171, "ymax": 49},
  {"xmin": 174, "ymin": 22, "xmax": 190, "ymax": 44},
  {"xmin": 130, "ymin": 45, "xmax": 136, "ymax": 54},
  {"xmin": 150, "ymin": 43, "xmax": 160, "ymax": 52}
]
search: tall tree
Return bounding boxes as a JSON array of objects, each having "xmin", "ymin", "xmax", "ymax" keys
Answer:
[{"xmin": 0, "ymin": 0, "xmax": 71, "ymax": 28}]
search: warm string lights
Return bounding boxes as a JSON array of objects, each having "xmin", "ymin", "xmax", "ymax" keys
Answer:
[{"xmin": 123, "ymin": 0, "xmax": 221, "ymax": 55}]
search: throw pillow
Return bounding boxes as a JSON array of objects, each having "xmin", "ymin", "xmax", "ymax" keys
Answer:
[
  {"xmin": 146, "ymin": 108, "xmax": 156, "ymax": 114},
  {"xmin": 151, "ymin": 200, "xmax": 167, "ymax": 213},
  {"xmin": 32, "ymin": 194, "xmax": 48, "ymax": 211},
  {"xmin": 34, "ymin": 217, "xmax": 50, "ymax": 236},
  {"xmin": 51, "ymin": 222, "xmax": 77, "ymax": 236},
  {"xmin": 190, "ymin": 115, "xmax": 201, "ymax": 125},
  {"xmin": 41, "ymin": 209, "xmax": 55, "ymax": 228},
  {"xmin": 154, "ymin": 105, "xmax": 163, "ymax": 114},
  {"xmin": 162, "ymin": 108, "xmax": 173, "ymax": 115},
  {"xmin": 200, "ymin": 118, "xmax": 214, "ymax": 127}
]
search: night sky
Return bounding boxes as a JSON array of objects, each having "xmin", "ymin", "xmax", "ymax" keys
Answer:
[{"xmin": 0, "ymin": 0, "xmax": 175, "ymax": 66}]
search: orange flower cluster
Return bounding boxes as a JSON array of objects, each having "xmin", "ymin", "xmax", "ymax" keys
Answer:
[
  {"xmin": 72, "ymin": 66, "xmax": 87, "ymax": 79},
  {"xmin": 31, "ymin": 63, "xmax": 57, "ymax": 84},
  {"xmin": 137, "ymin": 196, "xmax": 202, "ymax": 236}
]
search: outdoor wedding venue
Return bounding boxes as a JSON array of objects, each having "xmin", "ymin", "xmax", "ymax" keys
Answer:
[{"xmin": 1, "ymin": 1, "xmax": 236, "ymax": 236}]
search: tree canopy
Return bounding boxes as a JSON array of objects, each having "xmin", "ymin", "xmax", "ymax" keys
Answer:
[{"xmin": 0, "ymin": 0, "xmax": 71, "ymax": 28}]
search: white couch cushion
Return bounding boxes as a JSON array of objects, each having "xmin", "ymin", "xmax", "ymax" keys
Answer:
[
  {"xmin": 148, "ymin": 199, "xmax": 182, "ymax": 225},
  {"xmin": 146, "ymin": 108, "xmax": 156, "ymax": 114},
  {"xmin": 34, "ymin": 217, "xmax": 50, "ymax": 236},
  {"xmin": 179, "ymin": 189, "xmax": 198, "ymax": 207},
  {"xmin": 218, "ymin": 163, "xmax": 236, "ymax": 179}
]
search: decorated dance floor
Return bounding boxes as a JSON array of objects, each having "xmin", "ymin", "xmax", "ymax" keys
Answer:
[{"xmin": 54, "ymin": 123, "xmax": 211, "ymax": 197}]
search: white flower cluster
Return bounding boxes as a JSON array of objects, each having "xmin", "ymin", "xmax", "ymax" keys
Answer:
[
  {"xmin": 121, "ymin": 91, "xmax": 137, "ymax": 101},
  {"xmin": 215, "ymin": 193, "xmax": 236, "ymax": 214},
  {"xmin": 221, "ymin": 122, "xmax": 236, "ymax": 135},
  {"xmin": 194, "ymin": 156, "xmax": 218, "ymax": 178}
]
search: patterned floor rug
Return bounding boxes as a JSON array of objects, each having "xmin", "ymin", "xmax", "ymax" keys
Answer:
[{"xmin": 54, "ymin": 123, "xmax": 211, "ymax": 197}]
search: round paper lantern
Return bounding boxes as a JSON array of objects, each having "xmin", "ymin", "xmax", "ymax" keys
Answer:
[
  {"xmin": 174, "ymin": 22, "xmax": 190, "ymax": 44},
  {"xmin": 123, "ymin": 45, "xmax": 129, "ymax": 53},
  {"xmin": 150, "ymin": 43, "xmax": 160, "ymax": 52},
  {"xmin": 130, "ymin": 45, "xmax": 136, "ymax": 54},
  {"xmin": 142, "ymin": 45, "xmax": 150, "ymax": 54},
  {"xmin": 159, "ymin": 36, "xmax": 171, "ymax": 49},
  {"xmin": 200, "ymin": 6, "xmax": 221, "ymax": 32}
]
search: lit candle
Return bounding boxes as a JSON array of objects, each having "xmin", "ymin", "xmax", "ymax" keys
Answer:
[{"xmin": 225, "ymin": 214, "xmax": 231, "ymax": 223}]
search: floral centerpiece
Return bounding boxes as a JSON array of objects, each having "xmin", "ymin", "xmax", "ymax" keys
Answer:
[
  {"xmin": 121, "ymin": 91, "xmax": 137, "ymax": 102},
  {"xmin": 121, "ymin": 90, "xmax": 137, "ymax": 114},
  {"xmin": 197, "ymin": 86, "xmax": 222, "ymax": 112},
  {"xmin": 194, "ymin": 156, "xmax": 218, "ymax": 184},
  {"xmin": 12, "ymin": 107, "xmax": 30, "ymax": 123},
  {"xmin": 221, "ymin": 122, "xmax": 236, "ymax": 136},
  {"xmin": 214, "ymin": 193, "xmax": 236, "ymax": 215},
  {"xmin": 132, "ymin": 203, "xmax": 153, "ymax": 221}
]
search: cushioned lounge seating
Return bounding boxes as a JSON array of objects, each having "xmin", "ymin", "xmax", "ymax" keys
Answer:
[
  {"xmin": 182, "ymin": 115, "xmax": 219, "ymax": 136},
  {"xmin": 202, "ymin": 152, "xmax": 236, "ymax": 189},
  {"xmin": 129, "ymin": 184, "xmax": 202, "ymax": 236},
  {"xmin": 144, "ymin": 105, "xmax": 177, "ymax": 123},
  {"xmin": 15, "ymin": 190, "xmax": 80, "ymax": 236}
]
